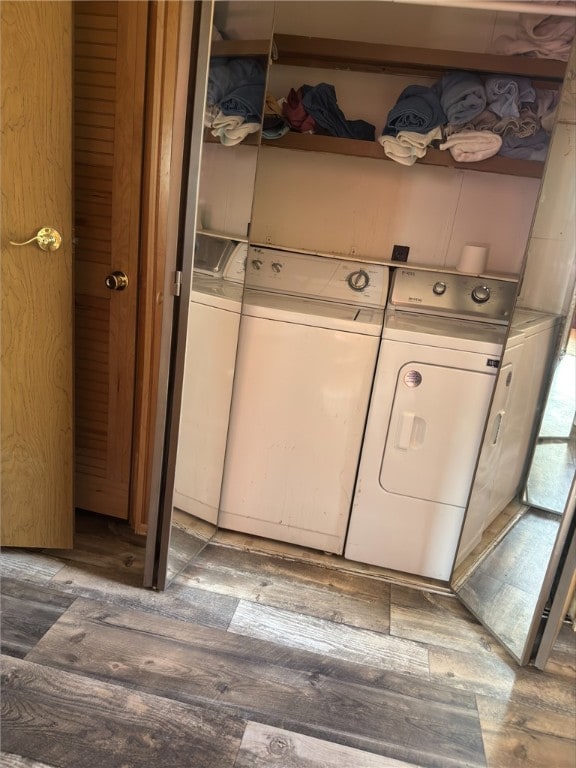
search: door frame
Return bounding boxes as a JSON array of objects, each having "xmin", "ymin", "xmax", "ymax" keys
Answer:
[{"xmin": 131, "ymin": 0, "xmax": 197, "ymax": 536}]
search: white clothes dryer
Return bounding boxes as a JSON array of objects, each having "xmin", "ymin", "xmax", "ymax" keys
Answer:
[
  {"xmin": 218, "ymin": 246, "xmax": 389, "ymax": 554},
  {"xmin": 344, "ymin": 268, "xmax": 517, "ymax": 580},
  {"xmin": 173, "ymin": 234, "xmax": 246, "ymax": 524}
]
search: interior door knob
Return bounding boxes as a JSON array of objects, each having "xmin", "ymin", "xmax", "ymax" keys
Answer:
[
  {"xmin": 105, "ymin": 271, "xmax": 129, "ymax": 291},
  {"xmin": 10, "ymin": 226, "xmax": 62, "ymax": 252}
]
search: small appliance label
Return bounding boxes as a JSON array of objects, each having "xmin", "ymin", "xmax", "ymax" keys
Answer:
[{"xmin": 486, "ymin": 358, "xmax": 500, "ymax": 368}]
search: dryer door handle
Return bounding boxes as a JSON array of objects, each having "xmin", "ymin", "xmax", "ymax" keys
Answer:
[{"xmin": 396, "ymin": 411, "xmax": 426, "ymax": 450}]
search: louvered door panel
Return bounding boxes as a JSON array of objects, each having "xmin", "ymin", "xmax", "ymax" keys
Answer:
[{"xmin": 73, "ymin": 1, "xmax": 147, "ymax": 519}]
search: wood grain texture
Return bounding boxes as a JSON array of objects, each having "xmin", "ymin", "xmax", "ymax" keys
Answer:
[
  {"xmin": 429, "ymin": 645, "xmax": 576, "ymax": 715},
  {"xmin": 129, "ymin": 0, "xmax": 187, "ymax": 534},
  {"xmin": 1, "ymin": 1, "xmax": 74, "ymax": 547},
  {"xmin": 476, "ymin": 695, "xmax": 576, "ymax": 768},
  {"xmin": 227, "ymin": 600, "xmax": 426, "ymax": 677},
  {"xmin": 0, "ymin": 754, "xmax": 57, "ymax": 768},
  {"xmin": 1, "ymin": 655, "xmax": 246, "ymax": 768},
  {"xmin": 543, "ymin": 623, "xmax": 576, "ymax": 680},
  {"xmin": 26, "ymin": 598, "xmax": 485, "ymax": 768},
  {"xmin": 0, "ymin": 550, "xmax": 65, "ymax": 585},
  {"xmin": 40, "ymin": 510, "xmax": 146, "ymax": 581},
  {"xmin": 233, "ymin": 722, "xmax": 424, "ymax": 768},
  {"xmin": 179, "ymin": 544, "xmax": 391, "ymax": 632},
  {"xmin": 50, "ymin": 563, "xmax": 238, "ymax": 630},
  {"xmin": 390, "ymin": 585, "xmax": 499, "ymax": 655},
  {"xmin": 0, "ymin": 579, "xmax": 76, "ymax": 659},
  {"xmin": 2, "ymin": 517, "xmax": 575, "ymax": 768},
  {"xmin": 73, "ymin": 0, "xmax": 148, "ymax": 520}
]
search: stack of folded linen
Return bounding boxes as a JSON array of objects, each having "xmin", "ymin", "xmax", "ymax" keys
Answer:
[
  {"xmin": 205, "ymin": 57, "xmax": 266, "ymax": 145},
  {"xmin": 447, "ymin": 80, "xmax": 557, "ymax": 161}
]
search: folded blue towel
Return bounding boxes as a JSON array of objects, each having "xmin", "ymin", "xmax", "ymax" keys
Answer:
[
  {"xmin": 437, "ymin": 71, "xmax": 486, "ymax": 126},
  {"xmin": 220, "ymin": 83, "xmax": 266, "ymax": 123},
  {"xmin": 301, "ymin": 83, "xmax": 376, "ymax": 141},
  {"xmin": 485, "ymin": 76, "xmax": 536, "ymax": 119},
  {"xmin": 207, "ymin": 57, "xmax": 265, "ymax": 108},
  {"xmin": 382, "ymin": 85, "xmax": 446, "ymax": 136}
]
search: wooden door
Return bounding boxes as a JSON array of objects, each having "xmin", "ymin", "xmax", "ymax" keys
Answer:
[
  {"xmin": 73, "ymin": 1, "xmax": 148, "ymax": 520},
  {"xmin": 1, "ymin": 1, "xmax": 74, "ymax": 547}
]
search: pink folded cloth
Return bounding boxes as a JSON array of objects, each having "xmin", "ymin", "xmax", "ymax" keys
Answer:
[
  {"xmin": 439, "ymin": 131, "xmax": 502, "ymax": 162},
  {"xmin": 494, "ymin": 13, "xmax": 575, "ymax": 61}
]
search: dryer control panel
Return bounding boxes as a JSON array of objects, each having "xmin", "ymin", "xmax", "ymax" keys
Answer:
[
  {"xmin": 389, "ymin": 268, "xmax": 517, "ymax": 324},
  {"xmin": 246, "ymin": 246, "xmax": 389, "ymax": 308}
]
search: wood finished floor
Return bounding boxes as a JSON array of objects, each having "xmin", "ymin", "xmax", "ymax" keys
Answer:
[{"xmin": 1, "ymin": 512, "xmax": 575, "ymax": 768}]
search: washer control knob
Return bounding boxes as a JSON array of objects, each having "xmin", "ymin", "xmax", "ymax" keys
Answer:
[
  {"xmin": 471, "ymin": 285, "xmax": 491, "ymax": 303},
  {"xmin": 271, "ymin": 262, "xmax": 283, "ymax": 273},
  {"xmin": 432, "ymin": 281, "xmax": 447, "ymax": 296},
  {"xmin": 251, "ymin": 259, "xmax": 263, "ymax": 270},
  {"xmin": 347, "ymin": 269, "xmax": 370, "ymax": 291}
]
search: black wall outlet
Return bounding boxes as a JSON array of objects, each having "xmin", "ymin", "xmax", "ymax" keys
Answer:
[{"xmin": 391, "ymin": 244, "xmax": 410, "ymax": 262}]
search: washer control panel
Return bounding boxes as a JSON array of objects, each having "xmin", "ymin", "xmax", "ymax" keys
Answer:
[
  {"xmin": 390, "ymin": 268, "xmax": 517, "ymax": 323},
  {"xmin": 247, "ymin": 246, "xmax": 389, "ymax": 307}
]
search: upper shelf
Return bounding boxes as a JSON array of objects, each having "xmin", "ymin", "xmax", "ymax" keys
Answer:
[
  {"xmin": 261, "ymin": 132, "xmax": 544, "ymax": 179},
  {"xmin": 211, "ymin": 39, "xmax": 270, "ymax": 58},
  {"xmin": 272, "ymin": 33, "xmax": 567, "ymax": 85}
]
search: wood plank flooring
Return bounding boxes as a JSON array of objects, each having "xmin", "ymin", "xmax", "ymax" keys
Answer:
[{"xmin": 1, "ymin": 511, "xmax": 575, "ymax": 768}]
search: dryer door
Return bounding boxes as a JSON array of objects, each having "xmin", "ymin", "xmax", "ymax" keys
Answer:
[{"xmin": 380, "ymin": 362, "xmax": 496, "ymax": 507}]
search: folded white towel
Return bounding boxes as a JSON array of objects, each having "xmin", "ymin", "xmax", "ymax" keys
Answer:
[
  {"xmin": 210, "ymin": 110, "xmax": 260, "ymax": 146},
  {"xmin": 439, "ymin": 131, "xmax": 502, "ymax": 162},
  {"xmin": 378, "ymin": 127, "xmax": 441, "ymax": 166}
]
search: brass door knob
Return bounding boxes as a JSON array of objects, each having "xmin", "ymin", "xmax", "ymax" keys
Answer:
[
  {"xmin": 10, "ymin": 226, "xmax": 62, "ymax": 251},
  {"xmin": 105, "ymin": 271, "xmax": 129, "ymax": 291}
]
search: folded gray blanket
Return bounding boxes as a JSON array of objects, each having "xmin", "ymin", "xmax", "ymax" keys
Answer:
[
  {"xmin": 436, "ymin": 71, "xmax": 486, "ymax": 126},
  {"xmin": 500, "ymin": 128, "xmax": 549, "ymax": 160}
]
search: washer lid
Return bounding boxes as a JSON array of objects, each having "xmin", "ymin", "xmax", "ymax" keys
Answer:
[
  {"xmin": 191, "ymin": 272, "xmax": 243, "ymax": 312},
  {"xmin": 241, "ymin": 289, "xmax": 384, "ymax": 335},
  {"xmin": 512, "ymin": 308, "xmax": 561, "ymax": 336},
  {"xmin": 383, "ymin": 311, "xmax": 507, "ymax": 355}
]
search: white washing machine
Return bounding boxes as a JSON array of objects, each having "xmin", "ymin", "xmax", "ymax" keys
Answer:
[
  {"xmin": 173, "ymin": 234, "xmax": 247, "ymax": 524},
  {"xmin": 218, "ymin": 246, "xmax": 389, "ymax": 554},
  {"xmin": 344, "ymin": 268, "xmax": 518, "ymax": 580}
]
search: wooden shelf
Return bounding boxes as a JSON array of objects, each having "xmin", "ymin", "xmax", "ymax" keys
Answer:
[
  {"xmin": 261, "ymin": 132, "xmax": 544, "ymax": 179},
  {"xmin": 211, "ymin": 39, "xmax": 270, "ymax": 58},
  {"xmin": 273, "ymin": 33, "xmax": 566, "ymax": 84}
]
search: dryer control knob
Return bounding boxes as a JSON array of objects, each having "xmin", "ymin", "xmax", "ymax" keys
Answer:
[
  {"xmin": 347, "ymin": 269, "xmax": 370, "ymax": 291},
  {"xmin": 251, "ymin": 259, "xmax": 263, "ymax": 270},
  {"xmin": 432, "ymin": 281, "xmax": 447, "ymax": 295},
  {"xmin": 471, "ymin": 285, "xmax": 491, "ymax": 303}
]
